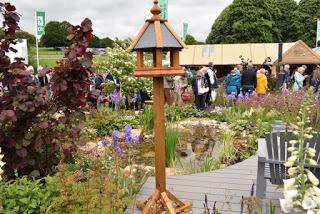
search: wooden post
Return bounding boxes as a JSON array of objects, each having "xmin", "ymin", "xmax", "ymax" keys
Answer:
[
  {"xmin": 153, "ymin": 77, "xmax": 166, "ymax": 192},
  {"xmin": 137, "ymin": 50, "xmax": 144, "ymax": 69},
  {"xmin": 170, "ymin": 49, "xmax": 180, "ymax": 68}
]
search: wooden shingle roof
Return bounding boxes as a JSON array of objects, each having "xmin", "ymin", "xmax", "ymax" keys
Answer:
[{"xmin": 128, "ymin": 0, "xmax": 187, "ymax": 52}]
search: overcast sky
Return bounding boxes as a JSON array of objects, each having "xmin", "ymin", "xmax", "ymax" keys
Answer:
[{"xmin": 10, "ymin": 0, "xmax": 233, "ymax": 42}]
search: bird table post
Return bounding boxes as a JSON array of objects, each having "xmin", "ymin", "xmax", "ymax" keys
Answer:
[{"xmin": 128, "ymin": 1, "xmax": 191, "ymax": 213}]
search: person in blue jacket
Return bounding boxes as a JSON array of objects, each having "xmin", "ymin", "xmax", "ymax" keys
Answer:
[{"xmin": 226, "ymin": 68, "xmax": 242, "ymax": 95}]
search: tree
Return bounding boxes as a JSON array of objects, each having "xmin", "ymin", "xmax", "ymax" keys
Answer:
[
  {"xmin": 0, "ymin": 29, "xmax": 36, "ymax": 47},
  {"xmin": 89, "ymin": 35, "xmax": 100, "ymax": 48},
  {"xmin": 14, "ymin": 31, "xmax": 36, "ymax": 47},
  {"xmin": 294, "ymin": 0, "xmax": 320, "ymax": 47},
  {"xmin": 41, "ymin": 21, "xmax": 72, "ymax": 47},
  {"xmin": 184, "ymin": 34, "xmax": 198, "ymax": 45},
  {"xmin": 274, "ymin": 0, "xmax": 298, "ymax": 42},
  {"xmin": 206, "ymin": 0, "xmax": 281, "ymax": 44},
  {"xmin": 100, "ymin": 37, "xmax": 114, "ymax": 48},
  {"xmin": 0, "ymin": 2, "xmax": 94, "ymax": 178}
]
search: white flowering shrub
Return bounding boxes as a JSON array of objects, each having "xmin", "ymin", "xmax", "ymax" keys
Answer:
[
  {"xmin": 280, "ymin": 88, "xmax": 320, "ymax": 214},
  {"xmin": 94, "ymin": 39, "xmax": 152, "ymax": 96}
]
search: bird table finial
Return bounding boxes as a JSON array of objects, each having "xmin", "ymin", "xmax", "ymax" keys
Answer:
[{"xmin": 150, "ymin": 0, "xmax": 161, "ymax": 20}]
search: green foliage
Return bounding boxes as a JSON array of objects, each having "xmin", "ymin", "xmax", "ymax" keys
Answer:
[
  {"xmin": 274, "ymin": 0, "xmax": 298, "ymax": 42},
  {"xmin": 219, "ymin": 131, "xmax": 237, "ymax": 165},
  {"xmin": 14, "ymin": 31, "xmax": 36, "ymax": 47},
  {"xmin": 165, "ymin": 104, "xmax": 211, "ymax": 123},
  {"xmin": 140, "ymin": 107, "xmax": 154, "ymax": 134},
  {"xmin": 89, "ymin": 35, "xmax": 101, "ymax": 48},
  {"xmin": 100, "ymin": 37, "xmax": 114, "ymax": 48},
  {"xmin": 50, "ymin": 148, "xmax": 147, "ymax": 214},
  {"xmin": 94, "ymin": 38, "xmax": 152, "ymax": 96},
  {"xmin": 184, "ymin": 34, "xmax": 198, "ymax": 45},
  {"xmin": 206, "ymin": 0, "xmax": 281, "ymax": 44},
  {"xmin": 165, "ymin": 124, "xmax": 179, "ymax": 167},
  {"xmin": 214, "ymin": 104, "xmax": 278, "ymax": 160},
  {"xmin": 89, "ymin": 35, "xmax": 114, "ymax": 48},
  {"xmin": 0, "ymin": 176, "xmax": 59, "ymax": 213},
  {"xmin": 294, "ymin": 0, "xmax": 320, "ymax": 47},
  {"xmin": 84, "ymin": 108, "xmax": 139, "ymax": 137},
  {"xmin": 41, "ymin": 21, "xmax": 72, "ymax": 47},
  {"xmin": 200, "ymin": 156, "xmax": 221, "ymax": 172}
]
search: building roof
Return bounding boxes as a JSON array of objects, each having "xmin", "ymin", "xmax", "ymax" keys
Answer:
[{"xmin": 180, "ymin": 40, "xmax": 320, "ymax": 66}]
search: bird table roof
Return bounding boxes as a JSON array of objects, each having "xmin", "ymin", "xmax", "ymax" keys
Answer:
[{"xmin": 128, "ymin": 0, "xmax": 186, "ymax": 52}]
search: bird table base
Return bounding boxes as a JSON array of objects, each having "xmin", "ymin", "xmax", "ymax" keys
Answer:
[{"xmin": 140, "ymin": 189, "xmax": 192, "ymax": 214}]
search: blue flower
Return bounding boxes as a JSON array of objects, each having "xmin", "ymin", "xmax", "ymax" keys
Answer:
[
  {"xmin": 112, "ymin": 130, "xmax": 120, "ymax": 142},
  {"xmin": 113, "ymin": 141, "xmax": 123, "ymax": 157},
  {"xmin": 110, "ymin": 89, "xmax": 122, "ymax": 104},
  {"xmin": 131, "ymin": 135, "xmax": 140, "ymax": 144}
]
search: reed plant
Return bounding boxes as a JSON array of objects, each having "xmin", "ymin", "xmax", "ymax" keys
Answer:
[
  {"xmin": 219, "ymin": 131, "xmax": 237, "ymax": 165},
  {"xmin": 140, "ymin": 107, "xmax": 154, "ymax": 134},
  {"xmin": 165, "ymin": 123, "xmax": 179, "ymax": 168}
]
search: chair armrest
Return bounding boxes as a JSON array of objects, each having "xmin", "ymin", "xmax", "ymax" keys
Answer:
[{"xmin": 257, "ymin": 138, "xmax": 267, "ymax": 158}]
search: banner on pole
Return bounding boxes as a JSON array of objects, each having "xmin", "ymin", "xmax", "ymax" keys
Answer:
[
  {"xmin": 159, "ymin": 0, "xmax": 168, "ymax": 19},
  {"xmin": 36, "ymin": 11, "xmax": 45, "ymax": 36},
  {"xmin": 182, "ymin": 22, "xmax": 188, "ymax": 40}
]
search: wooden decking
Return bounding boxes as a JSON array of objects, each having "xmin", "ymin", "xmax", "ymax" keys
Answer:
[{"xmin": 128, "ymin": 155, "xmax": 283, "ymax": 214}]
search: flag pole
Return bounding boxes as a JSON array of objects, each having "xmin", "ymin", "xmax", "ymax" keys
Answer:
[{"xmin": 35, "ymin": 11, "xmax": 40, "ymax": 70}]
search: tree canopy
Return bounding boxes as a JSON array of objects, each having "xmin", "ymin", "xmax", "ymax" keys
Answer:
[
  {"xmin": 274, "ymin": 0, "xmax": 298, "ymax": 42},
  {"xmin": 41, "ymin": 21, "xmax": 72, "ymax": 47},
  {"xmin": 184, "ymin": 34, "xmax": 198, "ymax": 45},
  {"xmin": 206, "ymin": 0, "xmax": 280, "ymax": 44},
  {"xmin": 206, "ymin": 0, "xmax": 320, "ymax": 46},
  {"xmin": 89, "ymin": 35, "xmax": 114, "ymax": 48},
  {"xmin": 294, "ymin": 0, "xmax": 320, "ymax": 47},
  {"xmin": 41, "ymin": 21, "xmax": 114, "ymax": 48}
]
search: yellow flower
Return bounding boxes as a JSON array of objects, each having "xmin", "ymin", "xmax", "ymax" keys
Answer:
[
  {"xmin": 288, "ymin": 147, "xmax": 297, "ymax": 152},
  {"xmin": 288, "ymin": 167, "xmax": 298, "ymax": 176},
  {"xmin": 307, "ymin": 209, "xmax": 316, "ymax": 214},
  {"xmin": 283, "ymin": 178, "xmax": 296, "ymax": 190},
  {"xmin": 289, "ymin": 140, "xmax": 298, "ymax": 145},
  {"xmin": 309, "ymin": 159, "xmax": 318, "ymax": 166},
  {"xmin": 288, "ymin": 156, "xmax": 298, "ymax": 163},
  {"xmin": 284, "ymin": 161, "xmax": 294, "ymax": 168},
  {"xmin": 313, "ymin": 186, "xmax": 320, "ymax": 196},
  {"xmin": 308, "ymin": 171, "xmax": 319, "ymax": 186},
  {"xmin": 308, "ymin": 148, "xmax": 316, "ymax": 154}
]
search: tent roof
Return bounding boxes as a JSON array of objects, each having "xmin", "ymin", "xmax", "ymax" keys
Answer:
[{"xmin": 179, "ymin": 40, "xmax": 320, "ymax": 66}]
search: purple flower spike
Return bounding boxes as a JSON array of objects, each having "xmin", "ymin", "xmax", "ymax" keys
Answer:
[
  {"xmin": 125, "ymin": 124, "xmax": 132, "ymax": 134},
  {"xmin": 112, "ymin": 130, "xmax": 120, "ymax": 142},
  {"xmin": 102, "ymin": 139, "xmax": 109, "ymax": 146},
  {"xmin": 124, "ymin": 124, "xmax": 133, "ymax": 143},
  {"xmin": 132, "ymin": 135, "xmax": 140, "ymax": 144},
  {"xmin": 110, "ymin": 89, "xmax": 122, "ymax": 104}
]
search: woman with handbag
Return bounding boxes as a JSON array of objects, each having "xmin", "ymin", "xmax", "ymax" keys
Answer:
[{"xmin": 192, "ymin": 70, "xmax": 209, "ymax": 111}]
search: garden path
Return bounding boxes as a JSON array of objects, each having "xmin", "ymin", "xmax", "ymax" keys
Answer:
[{"xmin": 127, "ymin": 155, "xmax": 282, "ymax": 214}]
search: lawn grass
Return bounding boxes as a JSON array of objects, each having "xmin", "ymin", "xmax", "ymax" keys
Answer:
[{"xmin": 29, "ymin": 47, "xmax": 107, "ymax": 68}]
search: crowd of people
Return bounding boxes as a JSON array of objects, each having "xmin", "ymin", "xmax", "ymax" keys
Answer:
[{"xmin": 3, "ymin": 61, "xmax": 319, "ymax": 112}]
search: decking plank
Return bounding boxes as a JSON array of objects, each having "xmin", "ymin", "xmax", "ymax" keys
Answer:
[{"xmin": 130, "ymin": 155, "xmax": 283, "ymax": 214}]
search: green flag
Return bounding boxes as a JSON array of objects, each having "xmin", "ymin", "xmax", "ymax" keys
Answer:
[
  {"xmin": 182, "ymin": 22, "xmax": 188, "ymax": 40},
  {"xmin": 36, "ymin": 11, "xmax": 45, "ymax": 36},
  {"xmin": 159, "ymin": 0, "xmax": 168, "ymax": 19}
]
